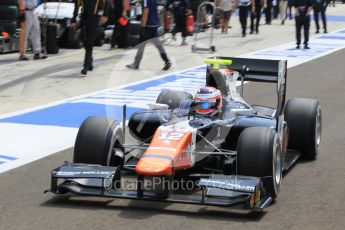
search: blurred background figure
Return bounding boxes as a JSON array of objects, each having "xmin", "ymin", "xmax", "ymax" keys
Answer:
[
  {"xmin": 71, "ymin": 0, "xmax": 109, "ymax": 75},
  {"xmin": 294, "ymin": 0, "xmax": 313, "ymax": 49},
  {"xmin": 165, "ymin": 0, "xmax": 192, "ymax": 45},
  {"xmin": 273, "ymin": 0, "xmax": 279, "ymax": 19},
  {"xmin": 329, "ymin": 0, "xmax": 335, "ymax": 7},
  {"xmin": 127, "ymin": 0, "xmax": 171, "ymax": 70},
  {"xmin": 216, "ymin": 0, "xmax": 233, "ymax": 34},
  {"xmin": 279, "ymin": 0, "xmax": 288, "ymax": 24},
  {"xmin": 110, "ymin": 0, "xmax": 130, "ymax": 48},
  {"xmin": 18, "ymin": 0, "xmax": 28, "ymax": 60},
  {"xmin": 22, "ymin": 0, "xmax": 47, "ymax": 60},
  {"xmin": 265, "ymin": 0, "xmax": 273, "ymax": 24},
  {"xmin": 288, "ymin": 0, "xmax": 293, "ymax": 19},
  {"xmin": 235, "ymin": 0, "xmax": 255, "ymax": 37},
  {"xmin": 250, "ymin": 0, "xmax": 265, "ymax": 34},
  {"xmin": 313, "ymin": 0, "xmax": 328, "ymax": 33}
]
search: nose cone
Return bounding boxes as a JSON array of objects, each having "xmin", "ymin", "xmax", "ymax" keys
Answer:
[{"xmin": 135, "ymin": 157, "xmax": 173, "ymax": 176}]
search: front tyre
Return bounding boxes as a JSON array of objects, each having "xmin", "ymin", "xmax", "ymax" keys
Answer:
[
  {"xmin": 74, "ymin": 116, "xmax": 124, "ymax": 166},
  {"xmin": 237, "ymin": 127, "xmax": 282, "ymax": 199},
  {"xmin": 284, "ymin": 98, "xmax": 322, "ymax": 160}
]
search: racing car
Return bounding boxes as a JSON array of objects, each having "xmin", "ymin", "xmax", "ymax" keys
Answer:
[{"xmin": 46, "ymin": 57, "xmax": 322, "ymax": 211}]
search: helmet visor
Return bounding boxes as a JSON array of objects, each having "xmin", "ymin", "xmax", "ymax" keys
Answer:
[
  {"xmin": 200, "ymin": 101, "xmax": 211, "ymax": 110},
  {"xmin": 194, "ymin": 100, "xmax": 216, "ymax": 111}
]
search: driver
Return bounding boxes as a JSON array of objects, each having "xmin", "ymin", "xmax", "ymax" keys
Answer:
[{"xmin": 194, "ymin": 87, "xmax": 222, "ymax": 117}]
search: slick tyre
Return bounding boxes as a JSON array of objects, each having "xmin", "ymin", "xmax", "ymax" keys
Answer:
[
  {"xmin": 156, "ymin": 90, "xmax": 193, "ymax": 109},
  {"xmin": 74, "ymin": 116, "xmax": 124, "ymax": 167},
  {"xmin": 46, "ymin": 24, "xmax": 59, "ymax": 54},
  {"xmin": 0, "ymin": 6, "xmax": 18, "ymax": 20},
  {"xmin": 237, "ymin": 127, "xmax": 282, "ymax": 199},
  {"xmin": 284, "ymin": 98, "xmax": 322, "ymax": 160}
]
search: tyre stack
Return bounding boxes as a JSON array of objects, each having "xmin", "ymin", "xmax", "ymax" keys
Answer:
[
  {"xmin": 0, "ymin": 0, "xmax": 19, "ymax": 36},
  {"xmin": 128, "ymin": 20, "xmax": 141, "ymax": 47},
  {"xmin": 46, "ymin": 23, "xmax": 59, "ymax": 54}
]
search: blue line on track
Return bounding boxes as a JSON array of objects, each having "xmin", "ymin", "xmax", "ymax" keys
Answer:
[
  {"xmin": 0, "ymin": 103, "xmax": 141, "ymax": 128},
  {"xmin": 0, "ymin": 155, "xmax": 17, "ymax": 161},
  {"xmin": 317, "ymin": 35, "xmax": 345, "ymax": 40}
]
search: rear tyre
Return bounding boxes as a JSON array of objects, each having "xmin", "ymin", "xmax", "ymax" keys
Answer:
[
  {"xmin": 284, "ymin": 98, "xmax": 322, "ymax": 160},
  {"xmin": 237, "ymin": 127, "xmax": 282, "ymax": 199},
  {"xmin": 156, "ymin": 90, "xmax": 193, "ymax": 109},
  {"xmin": 74, "ymin": 116, "xmax": 124, "ymax": 166}
]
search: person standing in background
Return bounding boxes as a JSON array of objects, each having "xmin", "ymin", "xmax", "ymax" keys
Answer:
[
  {"xmin": 264, "ymin": 0, "xmax": 272, "ymax": 24},
  {"xmin": 127, "ymin": 0, "xmax": 171, "ymax": 70},
  {"xmin": 18, "ymin": 0, "xmax": 28, "ymax": 60},
  {"xmin": 165, "ymin": 0, "xmax": 192, "ymax": 46},
  {"xmin": 294, "ymin": 0, "xmax": 313, "ymax": 49},
  {"xmin": 279, "ymin": 0, "xmax": 288, "ymax": 24},
  {"xmin": 110, "ymin": 0, "xmax": 130, "ymax": 48},
  {"xmin": 22, "ymin": 0, "xmax": 47, "ymax": 60},
  {"xmin": 273, "ymin": 0, "xmax": 279, "ymax": 19},
  {"xmin": 250, "ymin": 0, "xmax": 265, "ymax": 34},
  {"xmin": 71, "ymin": 0, "xmax": 109, "ymax": 75},
  {"xmin": 235, "ymin": 0, "xmax": 255, "ymax": 37},
  {"xmin": 288, "ymin": 0, "xmax": 293, "ymax": 19},
  {"xmin": 216, "ymin": 0, "xmax": 233, "ymax": 34},
  {"xmin": 313, "ymin": 0, "xmax": 328, "ymax": 33}
]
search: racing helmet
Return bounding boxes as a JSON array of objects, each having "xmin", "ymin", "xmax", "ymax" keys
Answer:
[{"xmin": 194, "ymin": 87, "xmax": 222, "ymax": 116}]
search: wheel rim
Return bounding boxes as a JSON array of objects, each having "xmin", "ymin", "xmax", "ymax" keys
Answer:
[
  {"xmin": 106, "ymin": 125, "xmax": 124, "ymax": 166},
  {"xmin": 273, "ymin": 136, "xmax": 282, "ymax": 194},
  {"xmin": 315, "ymin": 106, "xmax": 322, "ymax": 155}
]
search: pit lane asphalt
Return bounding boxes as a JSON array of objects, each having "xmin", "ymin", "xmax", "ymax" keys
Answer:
[{"xmin": 0, "ymin": 48, "xmax": 345, "ymax": 230}]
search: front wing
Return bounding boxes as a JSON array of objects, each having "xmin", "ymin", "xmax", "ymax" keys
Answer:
[{"xmin": 45, "ymin": 162, "xmax": 272, "ymax": 211}]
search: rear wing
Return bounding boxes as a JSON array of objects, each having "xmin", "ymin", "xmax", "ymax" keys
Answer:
[{"xmin": 205, "ymin": 57, "xmax": 287, "ymax": 117}]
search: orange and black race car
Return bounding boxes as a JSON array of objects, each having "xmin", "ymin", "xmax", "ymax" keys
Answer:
[{"xmin": 46, "ymin": 57, "xmax": 322, "ymax": 211}]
